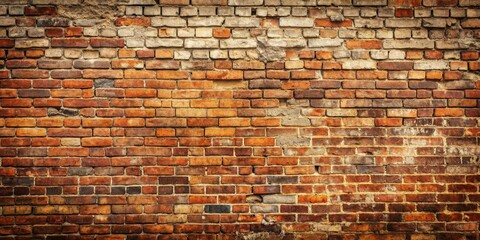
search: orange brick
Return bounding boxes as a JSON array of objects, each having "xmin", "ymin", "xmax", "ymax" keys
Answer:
[
  {"xmin": 298, "ymin": 195, "xmax": 328, "ymax": 203},
  {"xmin": 346, "ymin": 40, "xmax": 382, "ymax": 49},
  {"xmin": 115, "ymin": 17, "xmax": 151, "ymax": 26},
  {"xmin": 213, "ymin": 28, "xmax": 230, "ymax": 38},
  {"xmin": 155, "ymin": 49, "xmax": 174, "ymax": 59},
  {"xmin": 434, "ymin": 108, "xmax": 464, "ymax": 117},
  {"xmin": 82, "ymin": 138, "xmax": 113, "ymax": 147},
  {"xmin": 157, "ymin": 70, "xmax": 189, "ymax": 79},
  {"xmin": 16, "ymin": 128, "xmax": 46, "ymax": 137},
  {"xmin": 244, "ymin": 138, "xmax": 275, "ymax": 146},
  {"xmin": 125, "ymin": 70, "xmax": 156, "ymax": 79},
  {"xmin": 315, "ymin": 18, "xmax": 353, "ymax": 27},
  {"xmin": 206, "ymin": 71, "xmax": 243, "ymax": 80},
  {"xmin": 374, "ymin": 118, "xmax": 403, "ymax": 127}
]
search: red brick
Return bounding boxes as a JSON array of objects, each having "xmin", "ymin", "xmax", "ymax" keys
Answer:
[
  {"xmin": 378, "ymin": 61, "xmax": 414, "ymax": 70},
  {"xmin": 6, "ymin": 60, "xmax": 37, "ymax": 68},
  {"xmin": 63, "ymin": 99, "xmax": 108, "ymax": 109},
  {"xmin": 469, "ymin": 62, "xmax": 480, "ymax": 70},
  {"xmin": 395, "ymin": 8, "xmax": 413, "ymax": 17},
  {"xmin": 0, "ymin": 39, "xmax": 15, "ymax": 48},
  {"xmin": 375, "ymin": 118, "xmax": 403, "ymax": 127},
  {"xmin": 461, "ymin": 51, "xmax": 479, "ymax": 60},
  {"xmin": 7, "ymin": 50, "xmax": 25, "ymax": 59},
  {"xmin": 48, "ymin": 148, "xmax": 89, "ymax": 157},
  {"xmin": 394, "ymin": 0, "xmax": 422, "ymax": 6},
  {"xmin": 45, "ymin": 28, "xmax": 64, "ymax": 38},
  {"xmin": 145, "ymin": 60, "xmax": 179, "ymax": 69},
  {"xmin": 292, "ymin": 70, "xmax": 316, "ymax": 79},
  {"xmin": 144, "ymin": 225, "xmax": 174, "ymax": 233},
  {"xmin": 90, "ymin": 38, "xmax": 125, "ymax": 48},
  {"xmin": 12, "ymin": 69, "xmax": 49, "ymax": 79},
  {"xmin": 462, "ymin": 19, "xmax": 480, "ymax": 28},
  {"xmin": 137, "ymin": 50, "xmax": 155, "ymax": 58},
  {"xmin": 24, "ymin": 6, "xmax": 56, "ymax": 15},
  {"xmin": 38, "ymin": 60, "xmax": 73, "ymax": 69},
  {"xmin": 26, "ymin": 49, "xmax": 44, "ymax": 58},
  {"xmin": 51, "ymin": 38, "xmax": 89, "ymax": 48}
]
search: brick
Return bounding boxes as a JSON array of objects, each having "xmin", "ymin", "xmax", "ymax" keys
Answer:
[
  {"xmin": 308, "ymin": 39, "xmax": 343, "ymax": 48},
  {"xmin": 12, "ymin": 69, "xmax": 49, "ymax": 79},
  {"xmin": 18, "ymin": 89, "xmax": 50, "ymax": 98},
  {"xmin": 46, "ymin": 28, "xmax": 63, "ymax": 37},
  {"xmin": 51, "ymin": 38, "xmax": 89, "ymax": 48},
  {"xmin": 193, "ymin": 0, "xmax": 227, "ymax": 4},
  {"xmin": 354, "ymin": 0, "xmax": 387, "ymax": 5},
  {"xmin": 375, "ymin": 118, "xmax": 403, "ymax": 127},
  {"xmin": 6, "ymin": 60, "xmax": 37, "ymax": 68},
  {"xmin": 342, "ymin": 60, "xmax": 377, "ymax": 69},
  {"xmin": 220, "ymin": 39, "xmax": 257, "ymax": 48},
  {"xmin": 395, "ymin": 8, "xmax": 413, "ymax": 17},
  {"xmin": 159, "ymin": 0, "xmax": 189, "ymax": 4},
  {"xmin": 146, "ymin": 38, "xmax": 183, "ymax": 48},
  {"xmin": 15, "ymin": 39, "xmax": 49, "ymax": 48},
  {"xmin": 24, "ymin": 6, "xmax": 56, "ymax": 15},
  {"xmin": 383, "ymin": 40, "xmax": 434, "ymax": 49},
  {"xmin": 315, "ymin": 18, "xmax": 353, "ymax": 27},
  {"xmin": 0, "ymin": 17, "xmax": 16, "ymax": 26},
  {"xmin": 34, "ymin": 206, "xmax": 79, "ymax": 215},
  {"xmin": 386, "ymin": 19, "xmax": 421, "ymax": 28},
  {"xmin": 115, "ymin": 17, "xmax": 151, "ymax": 26},
  {"xmin": 206, "ymin": 71, "xmax": 243, "ymax": 80},
  {"xmin": 151, "ymin": 17, "xmax": 187, "ymax": 27},
  {"xmin": 90, "ymin": 38, "xmax": 125, "ymax": 48},
  {"xmin": 38, "ymin": 60, "xmax": 73, "ymax": 69},
  {"xmin": 137, "ymin": 49, "xmax": 155, "ymax": 58},
  {"xmin": 83, "ymin": 70, "xmax": 123, "ymax": 79},
  {"xmin": 65, "ymin": 27, "xmax": 83, "ymax": 37},
  {"xmin": 82, "ymin": 138, "xmax": 113, "ymax": 147},
  {"xmin": 394, "ymin": 0, "xmax": 422, "ymax": 6},
  {"xmin": 213, "ymin": 28, "xmax": 230, "ymax": 38},
  {"xmin": 185, "ymin": 39, "xmax": 219, "ymax": 49},
  {"xmin": 0, "ymin": 39, "xmax": 15, "ymax": 48},
  {"xmin": 126, "ymin": 70, "xmax": 156, "ymax": 79},
  {"xmin": 146, "ymin": 60, "xmax": 179, "ymax": 69},
  {"xmin": 346, "ymin": 40, "xmax": 382, "ymax": 49},
  {"xmin": 112, "ymin": 60, "xmax": 144, "ymax": 69},
  {"xmin": 73, "ymin": 60, "xmax": 111, "ymax": 69},
  {"xmin": 279, "ymin": 17, "xmax": 314, "ymax": 27},
  {"xmin": 37, "ymin": 17, "xmax": 70, "ymax": 27},
  {"xmin": 26, "ymin": 49, "xmax": 45, "ymax": 58},
  {"xmin": 414, "ymin": 61, "xmax": 449, "ymax": 70}
]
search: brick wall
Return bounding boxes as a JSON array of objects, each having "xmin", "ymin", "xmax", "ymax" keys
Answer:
[{"xmin": 1, "ymin": 0, "xmax": 479, "ymax": 238}]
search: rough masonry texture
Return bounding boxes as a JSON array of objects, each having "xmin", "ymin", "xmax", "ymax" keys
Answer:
[{"xmin": 0, "ymin": 0, "xmax": 479, "ymax": 239}]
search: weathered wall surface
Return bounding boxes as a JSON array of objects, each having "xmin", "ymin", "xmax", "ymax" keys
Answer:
[{"xmin": 0, "ymin": 0, "xmax": 479, "ymax": 239}]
